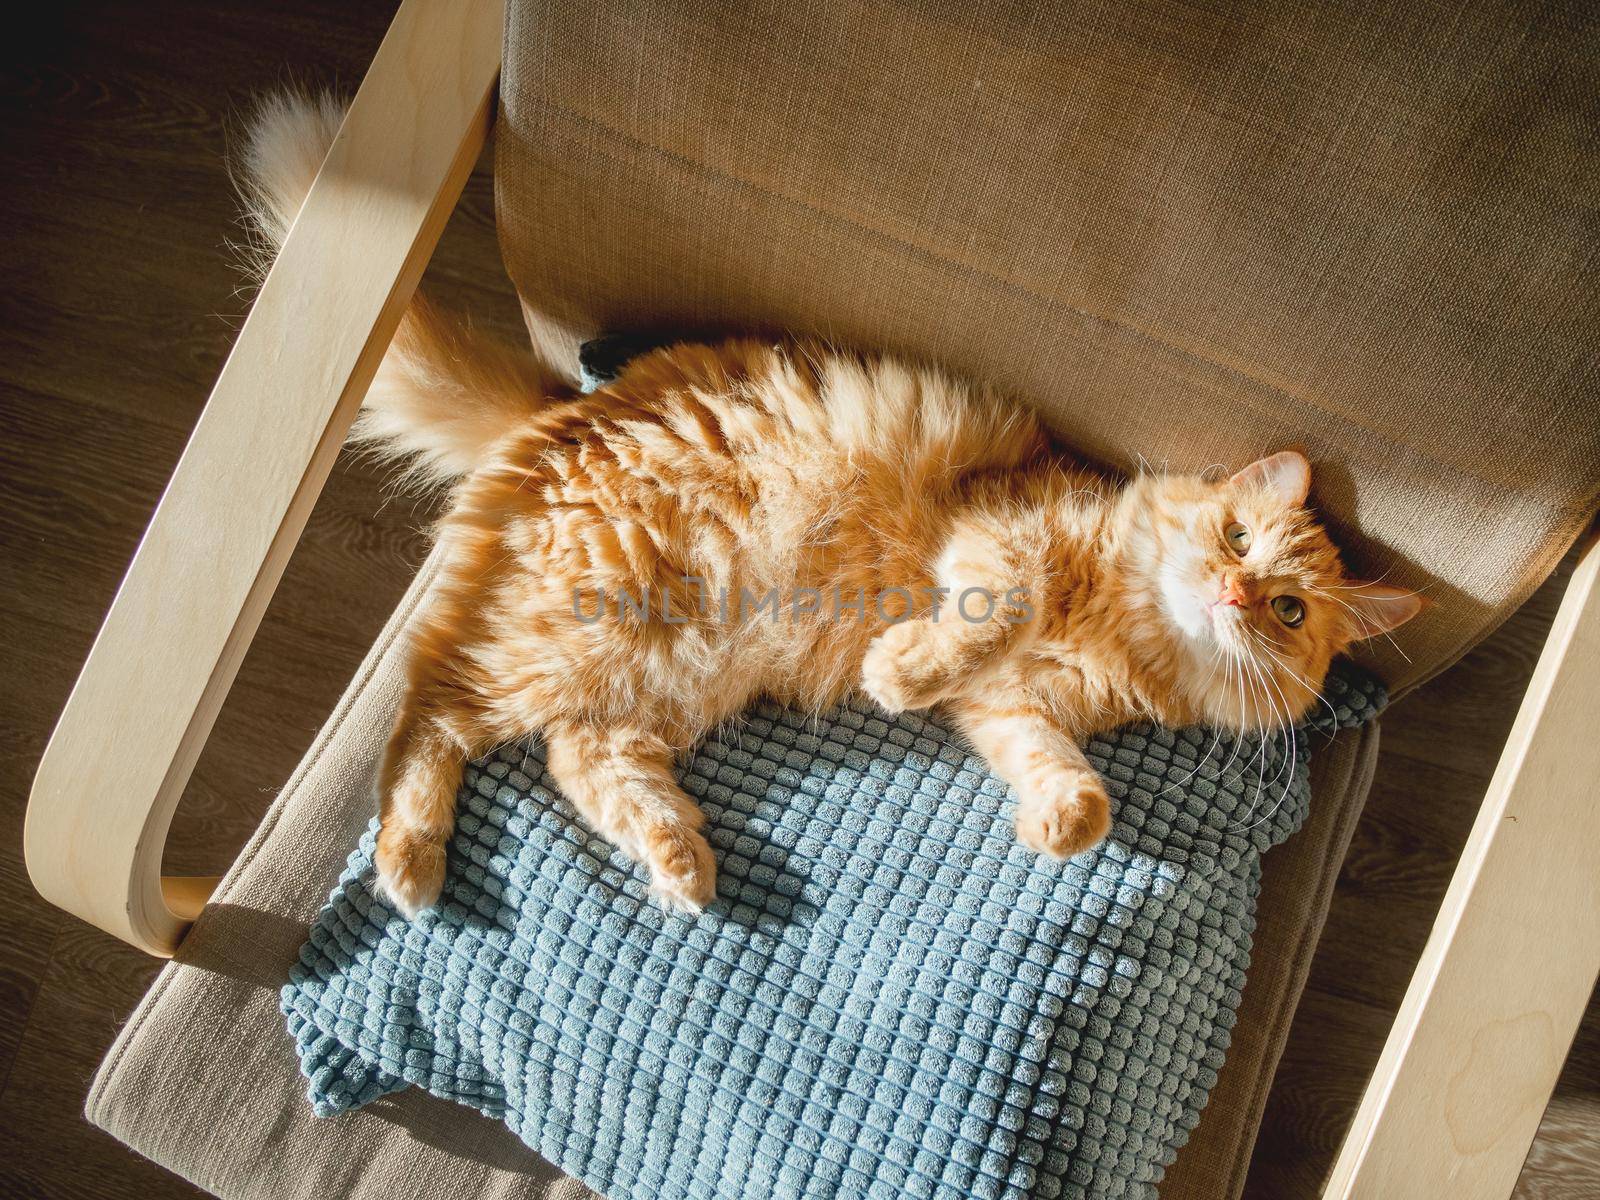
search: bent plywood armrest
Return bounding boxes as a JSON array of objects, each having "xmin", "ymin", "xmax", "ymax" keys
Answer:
[
  {"xmin": 1328, "ymin": 527, "xmax": 1600, "ymax": 1200},
  {"xmin": 23, "ymin": 0, "xmax": 504, "ymax": 957}
]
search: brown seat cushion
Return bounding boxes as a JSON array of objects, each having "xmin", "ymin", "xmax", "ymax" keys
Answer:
[
  {"xmin": 495, "ymin": 0, "xmax": 1600, "ymax": 695},
  {"xmin": 87, "ymin": 550, "xmax": 1380, "ymax": 1200}
]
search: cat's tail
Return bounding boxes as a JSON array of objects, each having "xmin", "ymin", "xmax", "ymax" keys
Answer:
[{"xmin": 234, "ymin": 90, "xmax": 574, "ymax": 488}]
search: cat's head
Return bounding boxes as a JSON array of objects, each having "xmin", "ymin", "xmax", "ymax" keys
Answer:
[{"xmin": 1123, "ymin": 451, "xmax": 1422, "ymax": 731}]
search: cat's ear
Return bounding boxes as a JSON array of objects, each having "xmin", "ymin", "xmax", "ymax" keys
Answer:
[
  {"xmin": 1340, "ymin": 583, "xmax": 1426, "ymax": 638},
  {"xmin": 1229, "ymin": 451, "xmax": 1311, "ymax": 507}
]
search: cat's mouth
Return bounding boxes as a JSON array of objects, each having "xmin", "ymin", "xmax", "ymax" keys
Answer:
[
  {"xmin": 1207, "ymin": 593, "xmax": 1248, "ymax": 617},
  {"xmin": 1206, "ymin": 601, "xmax": 1248, "ymax": 639},
  {"xmin": 1171, "ymin": 583, "xmax": 1253, "ymax": 652}
]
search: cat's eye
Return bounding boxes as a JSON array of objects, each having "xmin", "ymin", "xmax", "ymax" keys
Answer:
[
  {"xmin": 1224, "ymin": 522, "xmax": 1252, "ymax": 555},
  {"xmin": 1271, "ymin": 594, "xmax": 1306, "ymax": 628}
]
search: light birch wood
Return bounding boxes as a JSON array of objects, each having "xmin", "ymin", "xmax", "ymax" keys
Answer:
[
  {"xmin": 23, "ymin": 0, "xmax": 504, "ymax": 958},
  {"xmin": 1326, "ymin": 528, "xmax": 1600, "ymax": 1200}
]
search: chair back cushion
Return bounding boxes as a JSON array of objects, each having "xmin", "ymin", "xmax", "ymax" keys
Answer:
[{"xmin": 495, "ymin": 0, "xmax": 1600, "ymax": 692}]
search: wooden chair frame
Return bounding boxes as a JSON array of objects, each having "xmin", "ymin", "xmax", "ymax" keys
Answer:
[{"xmin": 22, "ymin": 1, "xmax": 1600, "ymax": 1196}]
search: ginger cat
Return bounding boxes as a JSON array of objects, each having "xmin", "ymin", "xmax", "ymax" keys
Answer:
[{"xmin": 241, "ymin": 94, "xmax": 1422, "ymax": 917}]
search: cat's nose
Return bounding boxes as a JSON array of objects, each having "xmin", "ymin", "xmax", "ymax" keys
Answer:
[{"xmin": 1218, "ymin": 576, "xmax": 1249, "ymax": 607}]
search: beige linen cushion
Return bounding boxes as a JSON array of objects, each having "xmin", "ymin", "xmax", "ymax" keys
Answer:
[
  {"xmin": 88, "ymin": 544, "xmax": 1379, "ymax": 1199},
  {"xmin": 495, "ymin": 0, "xmax": 1600, "ymax": 695}
]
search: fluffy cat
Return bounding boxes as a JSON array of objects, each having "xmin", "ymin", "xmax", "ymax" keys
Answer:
[{"xmin": 241, "ymin": 94, "xmax": 1422, "ymax": 917}]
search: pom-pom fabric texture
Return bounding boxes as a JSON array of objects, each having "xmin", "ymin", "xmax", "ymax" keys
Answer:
[{"xmin": 283, "ymin": 664, "xmax": 1381, "ymax": 1200}]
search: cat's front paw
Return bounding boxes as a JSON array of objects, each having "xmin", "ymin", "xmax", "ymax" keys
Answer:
[
  {"xmin": 374, "ymin": 822, "xmax": 448, "ymax": 918},
  {"xmin": 642, "ymin": 819, "xmax": 718, "ymax": 914},
  {"xmin": 861, "ymin": 621, "xmax": 956, "ymax": 713},
  {"xmin": 1016, "ymin": 771, "xmax": 1112, "ymax": 859}
]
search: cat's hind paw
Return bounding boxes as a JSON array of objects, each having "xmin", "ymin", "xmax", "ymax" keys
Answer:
[{"xmin": 861, "ymin": 621, "xmax": 957, "ymax": 713}]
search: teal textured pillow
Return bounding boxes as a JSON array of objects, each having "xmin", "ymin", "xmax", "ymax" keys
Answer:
[{"xmin": 283, "ymin": 664, "xmax": 1381, "ymax": 1200}]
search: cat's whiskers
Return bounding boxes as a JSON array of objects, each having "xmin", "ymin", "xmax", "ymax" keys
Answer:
[
  {"xmin": 1246, "ymin": 629, "xmax": 1341, "ymax": 727},
  {"xmin": 1306, "ymin": 584, "xmax": 1415, "ymax": 664},
  {"xmin": 1232, "ymin": 646, "xmax": 1278, "ymax": 802},
  {"xmin": 1157, "ymin": 640, "xmax": 1229, "ymax": 798},
  {"xmin": 1318, "ymin": 567, "xmax": 1425, "ymax": 594},
  {"xmin": 1210, "ymin": 641, "xmax": 1253, "ymax": 790},
  {"xmin": 1213, "ymin": 636, "xmax": 1263, "ymax": 768},
  {"xmin": 1258, "ymin": 666, "xmax": 1297, "ymax": 814},
  {"xmin": 1237, "ymin": 718, "xmax": 1298, "ymax": 835},
  {"xmin": 1229, "ymin": 638, "xmax": 1300, "ymax": 834},
  {"xmin": 1220, "ymin": 643, "xmax": 1270, "ymax": 791},
  {"xmin": 1225, "ymin": 659, "xmax": 1273, "ymax": 819}
]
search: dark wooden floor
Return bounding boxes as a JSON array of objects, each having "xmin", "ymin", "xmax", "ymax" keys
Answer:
[{"xmin": 0, "ymin": 3, "xmax": 1594, "ymax": 1198}]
